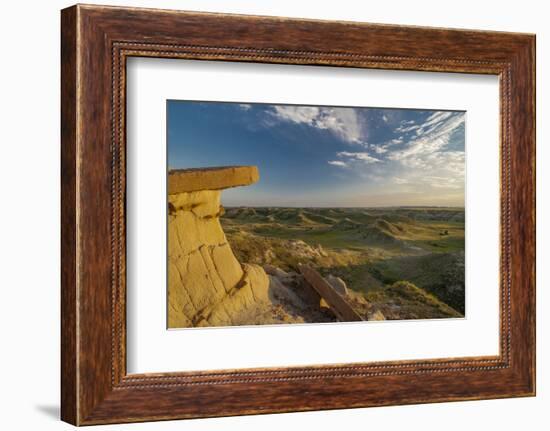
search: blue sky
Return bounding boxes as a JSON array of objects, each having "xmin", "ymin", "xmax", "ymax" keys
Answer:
[{"xmin": 167, "ymin": 101, "xmax": 465, "ymax": 207}]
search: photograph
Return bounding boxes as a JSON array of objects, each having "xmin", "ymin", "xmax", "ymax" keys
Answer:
[{"xmin": 167, "ymin": 101, "xmax": 466, "ymax": 329}]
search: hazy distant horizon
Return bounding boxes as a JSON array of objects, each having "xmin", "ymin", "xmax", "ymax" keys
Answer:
[{"xmin": 168, "ymin": 101, "xmax": 465, "ymax": 207}]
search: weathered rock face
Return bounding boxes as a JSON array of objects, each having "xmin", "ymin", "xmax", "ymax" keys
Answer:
[{"xmin": 167, "ymin": 167, "xmax": 271, "ymax": 328}]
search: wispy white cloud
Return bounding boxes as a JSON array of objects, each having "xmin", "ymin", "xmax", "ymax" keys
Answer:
[
  {"xmin": 387, "ymin": 112, "xmax": 465, "ymax": 169},
  {"xmin": 268, "ymin": 105, "xmax": 367, "ymax": 146},
  {"xmin": 384, "ymin": 112, "xmax": 465, "ymax": 193},
  {"xmin": 336, "ymin": 151, "xmax": 381, "ymax": 164},
  {"xmin": 395, "ymin": 123, "xmax": 420, "ymax": 133},
  {"xmin": 393, "ymin": 177, "xmax": 409, "ymax": 185},
  {"xmin": 372, "ymin": 146, "xmax": 388, "ymax": 154},
  {"xmin": 327, "ymin": 160, "xmax": 349, "ymax": 168},
  {"xmin": 370, "ymin": 137, "xmax": 403, "ymax": 155},
  {"xmin": 238, "ymin": 104, "xmax": 252, "ymax": 111},
  {"xmin": 269, "ymin": 106, "xmax": 319, "ymax": 124}
]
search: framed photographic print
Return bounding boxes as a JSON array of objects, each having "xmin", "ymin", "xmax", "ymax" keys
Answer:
[{"xmin": 61, "ymin": 4, "xmax": 536, "ymax": 425}]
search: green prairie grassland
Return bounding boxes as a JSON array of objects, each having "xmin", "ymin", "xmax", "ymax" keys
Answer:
[{"xmin": 221, "ymin": 206, "xmax": 465, "ymax": 320}]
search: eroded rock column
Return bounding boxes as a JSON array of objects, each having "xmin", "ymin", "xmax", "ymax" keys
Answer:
[{"xmin": 167, "ymin": 166, "xmax": 270, "ymax": 328}]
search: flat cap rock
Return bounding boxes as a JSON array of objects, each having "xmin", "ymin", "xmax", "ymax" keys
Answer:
[{"xmin": 168, "ymin": 166, "xmax": 259, "ymax": 194}]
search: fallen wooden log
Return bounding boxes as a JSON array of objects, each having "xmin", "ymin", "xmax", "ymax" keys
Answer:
[{"xmin": 298, "ymin": 264, "xmax": 363, "ymax": 322}]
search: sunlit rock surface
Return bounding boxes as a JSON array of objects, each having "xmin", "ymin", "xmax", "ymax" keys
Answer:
[{"xmin": 167, "ymin": 166, "xmax": 271, "ymax": 328}]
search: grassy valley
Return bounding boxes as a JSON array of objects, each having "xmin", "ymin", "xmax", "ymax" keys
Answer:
[{"xmin": 221, "ymin": 206, "xmax": 465, "ymax": 321}]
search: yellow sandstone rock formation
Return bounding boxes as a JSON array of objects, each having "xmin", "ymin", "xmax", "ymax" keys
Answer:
[{"xmin": 167, "ymin": 166, "xmax": 270, "ymax": 328}]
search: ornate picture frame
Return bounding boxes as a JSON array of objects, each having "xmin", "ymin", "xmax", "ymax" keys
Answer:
[{"xmin": 61, "ymin": 4, "xmax": 535, "ymax": 425}]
